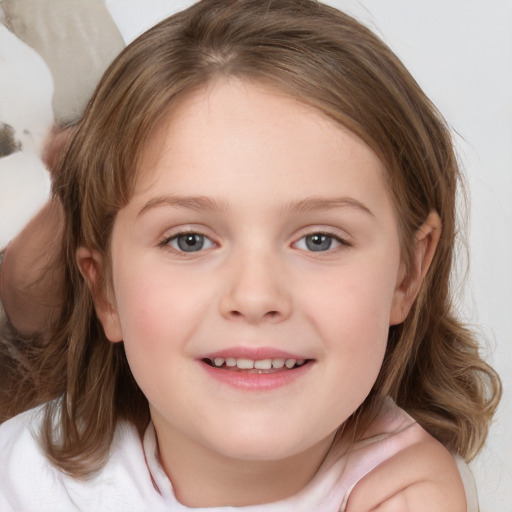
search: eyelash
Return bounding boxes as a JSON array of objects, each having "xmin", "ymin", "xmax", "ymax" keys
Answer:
[
  {"xmin": 158, "ymin": 229, "xmax": 351, "ymax": 255},
  {"xmin": 293, "ymin": 232, "xmax": 351, "ymax": 253},
  {"xmin": 159, "ymin": 231, "xmax": 216, "ymax": 254}
]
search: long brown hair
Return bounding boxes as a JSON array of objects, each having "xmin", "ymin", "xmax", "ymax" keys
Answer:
[{"xmin": 2, "ymin": 0, "xmax": 500, "ymax": 476}]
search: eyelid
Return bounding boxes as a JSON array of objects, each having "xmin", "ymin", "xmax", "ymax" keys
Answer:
[
  {"xmin": 291, "ymin": 228, "xmax": 352, "ymax": 252},
  {"xmin": 158, "ymin": 226, "xmax": 218, "ymax": 252}
]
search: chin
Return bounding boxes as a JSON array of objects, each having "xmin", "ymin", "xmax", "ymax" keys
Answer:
[{"xmin": 202, "ymin": 422, "xmax": 322, "ymax": 463}]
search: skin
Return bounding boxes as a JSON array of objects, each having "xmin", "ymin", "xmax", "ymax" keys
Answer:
[
  {"xmin": 347, "ymin": 438, "xmax": 466, "ymax": 511},
  {"xmin": 76, "ymin": 79, "xmax": 462, "ymax": 509},
  {"xmin": 1, "ymin": 126, "xmax": 71, "ymax": 334},
  {"xmin": 1, "ymin": 199, "xmax": 64, "ymax": 334}
]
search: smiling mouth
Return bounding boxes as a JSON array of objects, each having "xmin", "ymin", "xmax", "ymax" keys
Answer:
[{"xmin": 202, "ymin": 357, "xmax": 312, "ymax": 373}]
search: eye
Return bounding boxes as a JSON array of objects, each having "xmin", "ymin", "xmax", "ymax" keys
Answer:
[
  {"xmin": 294, "ymin": 233, "xmax": 344, "ymax": 252},
  {"xmin": 164, "ymin": 233, "xmax": 215, "ymax": 253}
]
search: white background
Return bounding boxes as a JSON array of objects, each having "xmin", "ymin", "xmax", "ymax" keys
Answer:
[{"xmin": 106, "ymin": 1, "xmax": 512, "ymax": 510}]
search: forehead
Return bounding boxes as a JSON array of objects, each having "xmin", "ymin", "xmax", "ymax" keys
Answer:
[{"xmin": 132, "ymin": 79, "xmax": 390, "ymax": 205}]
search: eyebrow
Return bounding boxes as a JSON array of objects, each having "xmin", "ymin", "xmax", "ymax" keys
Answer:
[
  {"xmin": 281, "ymin": 197, "xmax": 374, "ymax": 217},
  {"xmin": 138, "ymin": 195, "xmax": 229, "ymax": 216},
  {"xmin": 137, "ymin": 194, "xmax": 373, "ymax": 217}
]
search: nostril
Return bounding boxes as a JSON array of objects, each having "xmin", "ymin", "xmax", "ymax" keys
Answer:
[{"xmin": 227, "ymin": 309, "xmax": 281, "ymax": 322}]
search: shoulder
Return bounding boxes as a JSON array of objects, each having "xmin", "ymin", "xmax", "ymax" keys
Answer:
[
  {"xmin": 346, "ymin": 436, "xmax": 467, "ymax": 511},
  {"xmin": 344, "ymin": 402, "xmax": 467, "ymax": 511},
  {"xmin": 0, "ymin": 406, "xmax": 166, "ymax": 512}
]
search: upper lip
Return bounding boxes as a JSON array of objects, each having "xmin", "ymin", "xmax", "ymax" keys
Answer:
[{"xmin": 199, "ymin": 347, "xmax": 311, "ymax": 361}]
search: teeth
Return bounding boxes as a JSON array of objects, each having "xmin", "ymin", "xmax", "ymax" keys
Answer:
[
  {"xmin": 236, "ymin": 358, "xmax": 254, "ymax": 369},
  {"xmin": 209, "ymin": 357, "xmax": 306, "ymax": 370},
  {"xmin": 254, "ymin": 359, "xmax": 272, "ymax": 370}
]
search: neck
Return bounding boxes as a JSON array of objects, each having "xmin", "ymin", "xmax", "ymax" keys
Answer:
[{"xmin": 153, "ymin": 424, "xmax": 335, "ymax": 508}]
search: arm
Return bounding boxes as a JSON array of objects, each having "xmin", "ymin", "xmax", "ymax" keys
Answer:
[
  {"xmin": 346, "ymin": 436, "xmax": 467, "ymax": 512},
  {"xmin": 0, "ymin": 199, "xmax": 64, "ymax": 334},
  {"xmin": 0, "ymin": 126, "xmax": 71, "ymax": 335}
]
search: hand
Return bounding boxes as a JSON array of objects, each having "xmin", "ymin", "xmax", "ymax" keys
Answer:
[{"xmin": 345, "ymin": 434, "xmax": 467, "ymax": 511}]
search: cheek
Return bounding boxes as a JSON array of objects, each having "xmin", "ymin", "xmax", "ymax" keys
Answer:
[
  {"xmin": 297, "ymin": 268, "xmax": 396, "ymax": 428},
  {"xmin": 111, "ymin": 269, "xmax": 193, "ymax": 402},
  {"xmin": 301, "ymin": 256, "xmax": 399, "ymax": 387},
  {"xmin": 115, "ymin": 278, "xmax": 176, "ymax": 348},
  {"xmin": 112, "ymin": 261, "xmax": 213, "ymax": 357},
  {"xmin": 305, "ymin": 259, "xmax": 399, "ymax": 340}
]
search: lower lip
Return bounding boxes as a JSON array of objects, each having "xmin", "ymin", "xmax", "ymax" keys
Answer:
[{"xmin": 199, "ymin": 361, "xmax": 313, "ymax": 391}]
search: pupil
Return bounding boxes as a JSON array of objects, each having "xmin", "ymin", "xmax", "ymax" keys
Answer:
[
  {"xmin": 306, "ymin": 234, "xmax": 331, "ymax": 251},
  {"xmin": 178, "ymin": 234, "xmax": 204, "ymax": 252}
]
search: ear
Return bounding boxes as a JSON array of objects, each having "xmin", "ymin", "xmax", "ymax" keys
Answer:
[
  {"xmin": 390, "ymin": 211, "xmax": 441, "ymax": 325},
  {"xmin": 76, "ymin": 246, "xmax": 123, "ymax": 342}
]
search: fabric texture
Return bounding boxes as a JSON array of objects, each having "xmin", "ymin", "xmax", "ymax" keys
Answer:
[{"xmin": 0, "ymin": 399, "xmax": 477, "ymax": 511}]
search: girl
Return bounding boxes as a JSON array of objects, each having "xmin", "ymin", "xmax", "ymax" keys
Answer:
[{"xmin": 0, "ymin": 1, "xmax": 501, "ymax": 510}]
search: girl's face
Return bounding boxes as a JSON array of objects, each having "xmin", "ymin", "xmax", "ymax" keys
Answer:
[{"xmin": 99, "ymin": 79, "xmax": 411, "ymax": 466}]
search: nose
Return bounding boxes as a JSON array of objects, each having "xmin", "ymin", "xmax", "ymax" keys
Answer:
[{"xmin": 219, "ymin": 250, "xmax": 292, "ymax": 324}]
